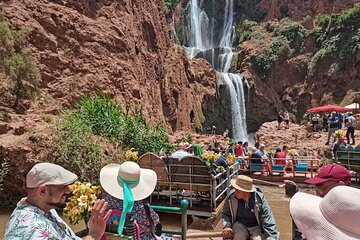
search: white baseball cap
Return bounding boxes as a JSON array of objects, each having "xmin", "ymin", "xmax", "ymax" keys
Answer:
[{"xmin": 26, "ymin": 163, "xmax": 78, "ymax": 188}]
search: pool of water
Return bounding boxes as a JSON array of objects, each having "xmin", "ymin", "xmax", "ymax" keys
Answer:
[{"xmin": 0, "ymin": 186, "xmax": 299, "ymax": 239}]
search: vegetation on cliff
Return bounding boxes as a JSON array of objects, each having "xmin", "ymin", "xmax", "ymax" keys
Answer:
[
  {"xmin": 0, "ymin": 161, "xmax": 8, "ymax": 191},
  {"xmin": 0, "ymin": 14, "xmax": 40, "ymax": 110},
  {"xmin": 238, "ymin": 3, "xmax": 360, "ymax": 80},
  {"xmin": 49, "ymin": 95, "xmax": 174, "ymax": 182}
]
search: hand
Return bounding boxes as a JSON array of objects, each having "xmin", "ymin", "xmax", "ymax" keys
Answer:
[
  {"xmin": 222, "ymin": 227, "xmax": 233, "ymax": 239},
  {"xmin": 86, "ymin": 199, "xmax": 112, "ymax": 240}
]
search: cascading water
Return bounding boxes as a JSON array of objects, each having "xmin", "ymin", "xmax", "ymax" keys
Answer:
[{"xmin": 185, "ymin": 0, "xmax": 248, "ymax": 141}]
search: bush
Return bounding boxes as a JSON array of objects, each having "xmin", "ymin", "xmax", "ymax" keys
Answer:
[
  {"xmin": 236, "ymin": 19, "xmax": 257, "ymax": 43},
  {"xmin": 309, "ymin": 3, "xmax": 360, "ymax": 74},
  {"xmin": 162, "ymin": 0, "xmax": 180, "ymax": 13},
  {"xmin": 49, "ymin": 113, "xmax": 109, "ymax": 183},
  {"xmin": 0, "ymin": 160, "xmax": 9, "ymax": 191},
  {"xmin": 0, "ymin": 14, "xmax": 40, "ymax": 108},
  {"xmin": 49, "ymin": 95, "xmax": 174, "ymax": 179},
  {"xmin": 274, "ymin": 19, "xmax": 306, "ymax": 54},
  {"xmin": 77, "ymin": 95, "xmax": 121, "ymax": 139}
]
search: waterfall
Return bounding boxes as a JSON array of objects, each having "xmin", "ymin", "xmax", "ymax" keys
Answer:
[{"xmin": 185, "ymin": 0, "xmax": 248, "ymax": 141}]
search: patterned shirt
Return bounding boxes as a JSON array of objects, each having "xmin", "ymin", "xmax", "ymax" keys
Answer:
[{"xmin": 4, "ymin": 198, "xmax": 80, "ymax": 240}]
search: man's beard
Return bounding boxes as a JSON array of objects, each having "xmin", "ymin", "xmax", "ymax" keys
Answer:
[
  {"xmin": 46, "ymin": 194, "xmax": 70, "ymax": 209},
  {"xmin": 46, "ymin": 201, "xmax": 67, "ymax": 209}
]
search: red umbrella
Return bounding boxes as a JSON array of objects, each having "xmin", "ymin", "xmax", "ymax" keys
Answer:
[{"xmin": 307, "ymin": 105, "xmax": 350, "ymax": 113}]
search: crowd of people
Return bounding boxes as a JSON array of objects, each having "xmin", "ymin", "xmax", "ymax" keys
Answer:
[
  {"xmin": 3, "ymin": 159, "xmax": 359, "ymax": 240},
  {"xmin": 307, "ymin": 111, "xmax": 357, "ymax": 146}
]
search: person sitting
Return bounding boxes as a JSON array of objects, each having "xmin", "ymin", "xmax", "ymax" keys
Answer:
[
  {"xmin": 222, "ymin": 175, "xmax": 279, "ymax": 240},
  {"xmin": 234, "ymin": 141, "xmax": 244, "ymax": 157},
  {"xmin": 215, "ymin": 152, "xmax": 229, "ymax": 169},
  {"xmin": 331, "ymin": 136, "xmax": 346, "ymax": 159},
  {"xmin": 290, "ymin": 186, "xmax": 360, "ymax": 240},
  {"xmin": 192, "ymin": 143, "xmax": 203, "ymax": 157},
  {"xmin": 4, "ymin": 163, "xmax": 111, "ymax": 239},
  {"xmin": 100, "ymin": 161, "xmax": 171, "ymax": 239},
  {"xmin": 169, "ymin": 142, "xmax": 192, "ymax": 159},
  {"xmin": 250, "ymin": 147, "xmax": 263, "ymax": 164},
  {"xmin": 274, "ymin": 147, "xmax": 286, "ymax": 165},
  {"xmin": 242, "ymin": 142, "xmax": 249, "ymax": 156}
]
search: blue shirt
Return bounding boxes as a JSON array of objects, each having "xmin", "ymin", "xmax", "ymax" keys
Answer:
[
  {"xmin": 215, "ymin": 156, "xmax": 228, "ymax": 168},
  {"xmin": 328, "ymin": 116, "xmax": 339, "ymax": 128},
  {"xmin": 236, "ymin": 194, "xmax": 258, "ymax": 228}
]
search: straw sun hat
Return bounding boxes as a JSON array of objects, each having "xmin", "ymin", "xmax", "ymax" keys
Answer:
[
  {"xmin": 230, "ymin": 175, "xmax": 256, "ymax": 192},
  {"xmin": 290, "ymin": 186, "xmax": 360, "ymax": 240},
  {"xmin": 100, "ymin": 161, "xmax": 157, "ymax": 201}
]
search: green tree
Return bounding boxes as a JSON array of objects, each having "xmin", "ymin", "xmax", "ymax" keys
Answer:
[{"xmin": 0, "ymin": 14, "xmax": 40, "ymax": 109}]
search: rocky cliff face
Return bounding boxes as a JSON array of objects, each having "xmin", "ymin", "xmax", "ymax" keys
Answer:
[
  {"xmin": 0, "ymin": 0, "xmax": 218, "ymax": 199},
  {"xmin": 1, "ymin": 0, "xmax": 217, "ymax": 131}
]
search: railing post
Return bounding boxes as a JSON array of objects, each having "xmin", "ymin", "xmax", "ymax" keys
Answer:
[
  {"xmin": 226, "ymin": 167, "xmax": 230, "ymax": 197},
  {"xmin": 180, "ymin": 199, "xmax": 188, "ymax": 240}
]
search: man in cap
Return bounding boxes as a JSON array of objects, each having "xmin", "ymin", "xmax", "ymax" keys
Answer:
[
  {"xmin": 222, "ymin": 175, "xmax": 278, "ymax": 240},
  {"xmin": 304, "ymin": 163, "xmax": 351, "ymax": 197},
  {"xmin": 4, "ymin": 162, "xmax": 112, "ymax": 239},
  {"xmin": 346, "ymin": 111, "xmax": 357, "ymax": 145}
]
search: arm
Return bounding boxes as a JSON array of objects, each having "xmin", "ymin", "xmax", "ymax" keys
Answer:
[
  {"xmin": 221, "ymin": 196, "xmax": 233, "ymax": 229},
  {"xmin": 259, "ymin": 194, "xmax": 279, "ymax": 240}
]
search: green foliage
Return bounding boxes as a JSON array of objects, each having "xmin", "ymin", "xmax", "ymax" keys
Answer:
[
  {"xmin": 308, "ymin": 4, "xmax": 360, "ymax": 75},
  {"xmin": 50, "ymin": 95, "xmax": 174, "ymax": 178},
  {"xmin": 236, "ymin": 19, "xmax": 257, "ymax": 43},
  {"xmin": 162, "ymin": 0, "xmax": 180, "ymax": 13},
  {"xmin": 0, "ymin": 14, "xmax": 40, "ymax": 107},
  {"xmin": 251, "ymin": 36, "xmax": 290, "ymax": 79},
  {"xmin": 119, "ymin": 108, "xmax": 175, "ymax": 155},
  {"xmin": 274, "ymin": 19, "xmax": 306, "ymax": 54},
  {"xmin": 77, "ymin": 95, "xmax": 121, "ymax": 139},
  {"xmin": 49, "ymin": 110, "xmax": 106, "ymax": 183},
  {"xmin": 0, "ymin": 160, "xmax": 9, "ymax": 191}
]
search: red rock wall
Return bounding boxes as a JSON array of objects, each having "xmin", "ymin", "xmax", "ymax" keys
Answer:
[{"xmin": 1, "ymin": 0, "xmax": 217, "ymax": 133}]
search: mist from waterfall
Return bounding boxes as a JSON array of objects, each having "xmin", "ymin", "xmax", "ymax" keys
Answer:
[{"xmin": 185, "ymin": 0, "xmax": 248, "ymax": 141}]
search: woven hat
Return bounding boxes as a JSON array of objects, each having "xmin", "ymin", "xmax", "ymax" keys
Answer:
[
  {"xmin": 100, "ymin": 161, "xmax": 157, "ymax": 201},
  {"xmin": 26, "ymin": 163, "xmax": 77, "ymax": 188},
  {"xmin": 304, "ymin": 164, "xmax": 351, "ymax": 185},
  {"xmin": 230, "ymin": 175, "xmax": 256, "ymax": 192},
  {"xmin": 290, "ymin": 186, "xmax": 360, "ymax": 240}
]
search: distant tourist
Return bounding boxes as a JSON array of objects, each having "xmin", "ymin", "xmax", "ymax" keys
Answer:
[
  {"xmin": 169, "ymin": 142, "xmax": 192, "ymax": 159},
  {"xmin": 222, "ymin": 175, "xmax": 279, "ymax": 240},
  {"xmin": 311, "ymin": 114, "xmax": 319, "ymax": 132},
  {"xmin": 212, "ymin": 125, "xmax": 217, "ymax": 135},
  {"xmin": 325, "ymin": 111, "xmax": 339, "ymax": 145},
  {"xmin": 234, "ymin": 141, "xmax": 244, "ymax": 157},
  {"xmin": 346, "ymin": 111, "xmax": 357, "ymax": 145},
  {"xmin": 283, "ymin": 110, "xmax": 290, "ymax": 129},
  {"xmin": 223, "ymin": 128, "xmax": 230, "ymax": 138},
  {"xmin": 277, "ymin": 111, "xmax": 283, "ymax": 130},
  {"xmin": 243, "ymin": 142, "xmax": 249, "ymax": 156}
]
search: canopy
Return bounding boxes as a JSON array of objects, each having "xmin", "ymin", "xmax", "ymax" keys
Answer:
[
  {"xmin": 307, "ymin": 105, "xmax": 350, "ymax": 113},
  {"xmin": 345, "ymin": 103, "xmax": 359, "ymax": 109}
]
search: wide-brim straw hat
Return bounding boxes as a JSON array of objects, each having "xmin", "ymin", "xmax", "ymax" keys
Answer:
[
  {"xmin": 230, "ymin": 175, "xmax": 256, "ymax": 192},
  {"xmin": 290, "ymin": 186, "xmax": 360, "ymax": 240},
  {"xmin": 100, "ymin": 161, "xmax": 157, "ymax": 201}
]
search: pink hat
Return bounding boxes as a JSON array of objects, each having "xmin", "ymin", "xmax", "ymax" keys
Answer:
[
  {"xmin": 304, "ymin": 164, "xmax": 351, "ymax": 185},
  {"xmin": 290, "ymin": 186, "xmax": 360, "ymax": 240}
]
